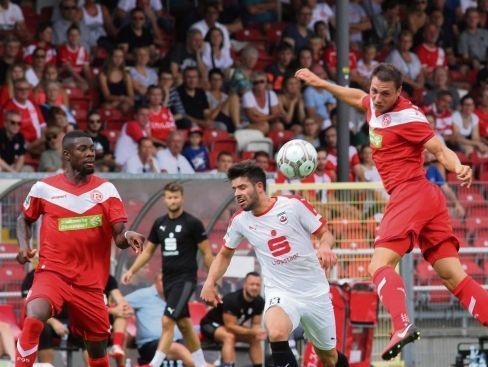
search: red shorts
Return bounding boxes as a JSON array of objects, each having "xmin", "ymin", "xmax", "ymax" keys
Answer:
[
  {"xmin": 375, "ymin": 179, "xmax": 459, "ymax": 265},
  {"xmin": 25, "ymin": 271, "xmax": 110, "ymax": 341}
]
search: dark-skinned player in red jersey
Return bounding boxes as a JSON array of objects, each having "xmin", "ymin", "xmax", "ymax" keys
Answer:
[
  {"xmin": 296, "ymin": 64, "xmax": 487, "ymax": 360},
  {"xmin": 15, "ymin": 130, "xmax": 145, "ymax": 367}
]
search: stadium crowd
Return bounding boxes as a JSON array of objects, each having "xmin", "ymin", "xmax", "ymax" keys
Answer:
[{"xmin": 1, "ymin": 0, "xmax": 487, "ymax": 179}]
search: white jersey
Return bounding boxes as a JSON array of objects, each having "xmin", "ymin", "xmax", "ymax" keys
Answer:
[{"xmin": 224, "ymin": 195, "xmax": 329, "ymax": 297}]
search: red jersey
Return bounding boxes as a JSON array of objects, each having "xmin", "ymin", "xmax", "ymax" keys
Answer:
[
  {"xmin": 323, "ymin": 47, "xmax": 357, "ymax": 71},
  {"xmin": 58, "ymin": 44, "xmax": 89, "ymax": 74},
  {"xmin": 22, "ymin": 174, "xmax": 128, "ymax": 290},
  {"xmin": 325, "ymin": 146, "xmax": 360, "ymax": 170},
  {"xmin": 1, "ymin": 98, "xmax": 45, "ymax": 142},
  {"xmin": 23, "ymin": 42, "xmax": 57, "ymax": 65},
  {"xmin": 423, "ymin": 103, "xmax": 453, "ymax": 137},
  {"xmin": 148, "ymin": 106, "xmax": 176, "ymax": 141},
  {"xmin": 415, "ymin": 44, "xmax": 446, "ymax": 72},
  {"xmin": 362, "ymin": 95, "xmax": 435, "ymax": 194},
  {"xmin": 475, "ymin": 108, "xmax": 488, "ymax": 138}
]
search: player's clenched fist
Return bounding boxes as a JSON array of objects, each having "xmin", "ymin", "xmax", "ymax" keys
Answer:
[
  {"xmin": 16, "ymin": 248, "xmax": 37, "ymax": 264},
  {"xmin": 121, "ymin": 270, "xmax": 133, "ymax": 285},
  {"xmin": 295, "ymin": 68, "xmax": 323, "ymax": 87},
  {"xmin": 318, "ymin": 246, "xmax": 337, "ymax": 271},
  {"xmin": 455, "ymin": 165, "xmax": 472, "ymax": 188},
  {"xmin": 200, "ymin": 282, "xmax": 222, "ymax": 307},
  {"xmin": 125, "ymin": 230, "xmax": 145, "ymax": 254}
]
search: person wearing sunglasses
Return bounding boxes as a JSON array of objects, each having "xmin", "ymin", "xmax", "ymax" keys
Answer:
[
  {"xmin": 85, "ymin": 111, "xmax": 115, "ymax": 171},
  {"xmin": 52, "ymin": 0, "xmax": 91, "ymax": 49},
  {"xmin": 0, "ymin": 110, "xmax": 27, "ymax": 172}
]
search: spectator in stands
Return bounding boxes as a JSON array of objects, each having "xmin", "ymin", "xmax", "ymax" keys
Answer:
[
  {"xmin": 114, "ymin": 104, "xmax": 150, "ymax": 167},
  {"xmin": 452, "ymin": 95, "xmax": 488, "ymax": 155},
  {"xmin": 116, "ymin": 7, "xmax": 163, "ymax": 58},
  {"xmin": 45, "ymin": 106, "xmax": 75, "ymax": 133},
  {"xmin": 476, "ymin": 87, "xmax": 488, "ymax": 143},
  {"xmin": 370, "ymin": 0, "xmax": 400, "ymax": 49},
  {"xmin": 146, "ymin": 85, "xmax": 175, "ymax": 147},
  {"xmin": 322, "ymin": 125, "xmax": 361, "ymax": 179},
  {"xmin": 58, "ymin": 24, "xmax": 92, "ymax": 92},
  {"xmin": 99, "ymin": 47, "xmax": 134, "ymax": 113},
  {"xmin": 306, "ymin": 147, "xmax": 335, "ymax": 203},
  {"xmin": 386, "ymin": 30, "xmax": 425, "ymax": 97},
  {"xmin": 355, "ymin": 44, "xmax": 379, "ymax": 90},
  {"xmin": 38, "ymin": 126, "xmax": 63, "ymax": 172},
  {"xmin": 156, "ymin": 130, "xmax": 195, "ymax": 173},
  {"xmin": 458, "ymin": 7, "xmax": 488, "ymax": 70},
  {"xmin": 200, "ymin": 272, "xmax": 265, "ymax": 367},
  {"xmin": 1, "ymin": 78, "xmax": 45, "ymax": 154},
  {"xmin": 283, "ymin": 5, "xmax": 314, "ymax": 52},
  {"xmin": 227, "ymin": 45, "xmax": 258, "ymax": 94},
  {"xmin": 0, "ymin": 110, "xmax": 27, "ymax": 172},
  {"xmin": 358, "ymin": 145, "xmax": 382, "ymax": 184},
  {"xmin": 40, "ymin": 81, "xmax": 76, "ymax": 126},
  {"xmin": 241, "ymin": 0, "xmax": 277, "ymax": 27},
  {"xmin": 177, "ymin": 66, "xmax": 214, "ymax": 129},
  {"xmin": 158, "ymin": 69, "xmax": 191, "ymax": 129},
  {"xmin": 81, "ymin": 0, "xmax": 118, "ymax": 49},
  {"xmin": 422, "ymin": 66, "xmax": 460, "ymax": 109},
  {"xmin": 296, "ymin": 117, "xmax": 321, "ymax": 148},
  {"xmin": 278, "ymin": 75, "xmax": 306, "ymax": 134},
  {"xmin": 84, "ymin": 110, "xmax": 114, "ymax": 171},
  {"xmin": 123, "ymin": 137, "xmax": 160, "ymax": 173},
  {"xmin": 32, "ymin": 64, "xmax": 69, "ymax": 106},
  {"xmin": 424, "ymin": 150, "xmax": 465, "ymax": 218},
  {"xmin": 115, "ymin": 0, "xmax": 164, "ymax": 28},
  {"xmin": 191, "ymin": 2, "xmax": 231, "ymax": 51},
  {"xmin": 242, "ymin": 70, "xmax": 281, "ymax": 134},
  {"xmin": 306, "ymin": 0, "xmax": 334, "ymax": 41},
  {"xmin": 406, "ymin": 0, "xmax": 428, "ymax": 37},
  {"xmin": 52, "ymin": 0, "xmax": 90, "ymax": 49},
  {"xmin": 415, "ymin": 23, "xmax": 446, "ymax": 78},
  {"xmin": 338, "ymin": 0, "xmax": 371, "ymax": 47},
  {"xmin": 0, "ymin": 321, "xmax": 15, "ymax": 363},
  {"xmin": 207, "ymin": 68, "xmax": 240, "ymax": 132},
  {"xmin": 308, "ymin": 35, "xmax": 326, "ymax": 68},
  {"xmin": 23, "ymin": 23, "xmax": 57, "ymax": 66},
  {"xmin": 25, "ymin": 48, "xmax": 47, "ymax": 87},
  {"xmin": 265, "ymin": 43, "xmax": 294, "ymax": 93},
  {"xmin": 182, "ymin": 126, "xmax": 209, "ymax": 172},
  {"xmin": 294, "ymin": 46, "xmax": 314, "ymax": 74},
  {"xmin": 429, "ymin": 7, "xmax": 454, "ymax": 49},
  {"xmin": 254, "ymin": 150, "xmax": 271, "ymax": 172},
  {"xmin": 124, "ymin": 273, "xmax": 194, "ymax": 366},
  {"xmin": 0, "ymin": 0, "xmax": 29, "ymax": 41},
  {"xmin": 322, "ymin": 39, "xmax": 359, "ymax": 82},
  {"xmin": 202, "ymin": 27, "xmax": 233, "ymax": 75},
  {"xmin": 210, "ymin": 150, "xmax": 233, "ymax": 173},
  {"xmin": 0, "ymin": 36, "xmax": 21, "ymax": 84},
  {"xmin": 304, "ymin": 63, "xmax": 336, "ymax": 128},
  {"xmin": 0, "ymin": 62, "xmax": 25, "ymax": 106},
  {"xmin": 130, "ymin": 46, "xmax": 158, "ymax": 100},
  {"xmin": 169, "ymin": 28, "xmax": 207, "ymax": 85},
  {"xmin": 424, "ymin": 89, "xmax": 456, "ymax": 146}
]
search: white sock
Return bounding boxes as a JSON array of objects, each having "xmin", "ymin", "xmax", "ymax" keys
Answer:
[
  {"xmin": 150, "ymin": 350, "xmax": 166, "ymax": 367},
  {"xmin": 191, "ymin": 349, "xmax": 207, "ymax": 367}
]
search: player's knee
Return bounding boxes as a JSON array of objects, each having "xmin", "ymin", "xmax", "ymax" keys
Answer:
[
  {"xmin": 26, "ymin": 299, "xmax": 52, "ymax": 321},
  {"xmin": 266, "ymin": 328, "xmax": 289, "ymax": 342},
  {"xmin": 222, "ymin": 331, "xmax": 235, "ymax": 345}
]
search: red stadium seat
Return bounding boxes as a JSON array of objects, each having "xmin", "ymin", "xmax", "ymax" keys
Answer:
[
  {"xmin": 458, "ymin": 192, "xmax": 484, "ymax": 207},
  {"xmin": 467, "ymin": 203, "xmax": 488, "ymax": 217},
  {"xmin": 65, "ymin": 87, "xmax": 85, "ymax": 100},
  {"xmin": 446, "ymin": 172, "xmax": 458, "ymax": 183},
  {"xmin": 208, "ymin": 150, "xmax": 237, "ymax": 169},
  {"xmin": 345, "ymin": 261, "xmax": 370, "ymax": 279},
  {"xmin": 266, "ymin": 22, "xmax": 288, "ymax": 45},
  {"xmin": 0, "ymin": 243, "xmax": 19, "ymax": 254},
  {"xmin": 188, "ymin": 301, "xmax": 207, "ymax": 327},
  {"xmin": 466, "ymin": 217, "xmax": 488, "ymax": 237},
  {"xmin": 210, "ymin": 138, "xmax": 237, "ymax": 155},
  {"xmin": 235, "ymin": 28, "xmax": 266, "ymax": 43},
  {"xmin": 416, "ymin": 261, "xmax": 436, "ymax": 284},
  {"xmin": 460, "ymin": 259, "xmax": 484, "ymax": 283},
  {"xmin": 329, "ymin": 217, "xmax": 364, "ymax": 239},
  {"xmin": 268, "ymin": 130, "xmax": 295, "ymax": 151},
  {"xmin": 203, "ymin": 129, "xmax": 230, "ymax": 148},
  {"xmin": 473, "ymin": 238, "xmax": 488, "ymax": 248}
]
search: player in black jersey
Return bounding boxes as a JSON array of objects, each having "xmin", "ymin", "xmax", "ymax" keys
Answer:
[
  {"xmin": 200, "ymin": 272, "xmax": 265, "ymax": 367},
  {"xmin": 122, "ymin": 181, "xmax": 214, "ymax": 367}
]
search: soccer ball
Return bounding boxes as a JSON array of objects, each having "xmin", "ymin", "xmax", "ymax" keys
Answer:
[{"xmin": 276, "ymin": 139, "xmax": 318, "ymax": 179}]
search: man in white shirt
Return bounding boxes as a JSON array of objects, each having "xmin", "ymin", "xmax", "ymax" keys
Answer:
[
  {"xmin": 156, "ymin": 130, "xmax": 195, "ymax": 174},
  {"xmin": 190, "ymin": 2, "xmax": 231, "ymax": 51},
  {"xmin": 0, "ymin": 0, "xmax": 29, "ymax": 41},
  {"xmin": 123, "ymin": 138, "xmax": 160, "ymax": 173}
]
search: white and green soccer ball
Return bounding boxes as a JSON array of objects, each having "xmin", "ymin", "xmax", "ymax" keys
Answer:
[{"xmin": 276, "ymin": 139, "xmax": 318, "ymax": 179}]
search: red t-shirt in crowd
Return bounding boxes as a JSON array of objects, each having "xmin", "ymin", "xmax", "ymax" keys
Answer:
[
  {"xmin": 1, "ymin": 98, "xmax": 45, "ymax": 142},
  {"xmin": 148, "ymin": 106, "xmax": 176, "ymax": 142}
]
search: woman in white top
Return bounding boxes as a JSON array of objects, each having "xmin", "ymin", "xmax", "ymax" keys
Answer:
[
  {"xmin": 202, "ymin": 27, "xmax": 234, "ymax": 75},
  {"xmin": 206, "ymin": 68, "xmax": 240, "ymax": 132},
  {"xmin": 25, "ymin": 48, "xmax": 47, "ymax": 87},
  {"xmin": 242, "ymin": 71, "xmax": 281, "ymax": 134},
  {"xmin": 81, "ymin": 0, "xmax": 117, "ymax": 49},
  {"xmin": 358, "ymin": 145, "xmax": 389, "ymax": 203},
  {"xmin": 129, "ymin": 46, "xmax": 158, "ymax": 99},
  {"xmin": 355, "ymin": 43, "xmax": 379, "ymax": 90},
  {"xmin": 386, "ymin": 30, "xmax": 424, "ymax": 96},
  {"xmin": 452, "ymin": 95, "xmax": 488, "ymax": 155}
]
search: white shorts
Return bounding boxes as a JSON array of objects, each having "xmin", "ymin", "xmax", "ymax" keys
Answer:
[{"xmin": 264, "ymin": 290, "xmax": 336, "ymax": 351}]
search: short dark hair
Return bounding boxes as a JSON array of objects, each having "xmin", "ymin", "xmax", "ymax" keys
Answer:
[
  {"xmin": 164, "ymin": 181, "xmax": 184, "ymax": 194},
  {"xmin": 371, "ymin": 63, "xmax": 403, "ymax": 90},
  {"xmin": 62, "ymin": 130, "xmax": 92, "ymax": 149},
  {"xmin": 183, "ymin": 66, "xmax": 199, "ymax": 75},
  {"xmin": 130, "ymin": 7, "xmax": 144, "ymax": 16},
  {"xmin": 460, "ymin": 94, "xmax": 474, "ymax": 105},
  {"xmin": 67, "ymin": 24, "xmax": 80, "ymax": 35},
  {"xmin": 227, "ymin": 161, "xmax": 267, "ymax": 191},
  {"xmin": 435, "ymin": 89, "xmax": 452, "ymax": 100},
  {"xmin": 209, "ymin": 68, "xmax": 224, "ymax": 80},
  {"xmin": 217, "ymin": 150, "xmax": 232, "ymax": 160},
  {"xmin": 276, "ymin": 42, "xmax": 294, "ymax": 53},
  {"xmin": 245, "ymin": 271, "xmax": 261, "ymax": 280},
  {"xmin": 253, "ymin": 151, "xmax": 270, "ymax": 160}
]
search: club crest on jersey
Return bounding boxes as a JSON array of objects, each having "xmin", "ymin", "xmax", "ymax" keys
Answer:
[
  {"xmin": 369, "ymin": 128, "xmax": 383, "ymax": 148},
  {"xmin": 277, "ymin": 211, "xmax": 288, "ymax": 224},
  {"xmin": 381, "ymin": 114, "xmax": 392, "ymax": 127},
  {"xmin": 90, "ymin": 190, "xmax": 103, "ymax": 203}
]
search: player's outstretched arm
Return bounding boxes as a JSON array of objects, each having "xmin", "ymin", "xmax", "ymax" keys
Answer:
[
  {"xmin": 424, "ymin": 136, "xmax": 472, "ymax": 188},
  {"xmin": 314, "ymin": 224, "xmax": 338, "ymax": 271},
  {"xmin": 112, "ymin": 222, "xmax": 145, "ymax": 253},
  {"xmin": 201, "ymin": 246, "xmax": 235, "ymax": 307},
  {"xmin": 15, "ymin": 214, "xmax": 37, "ymax": 264},
  {"xmin": 295, "ymin": 68, "xmax": 368, "ymax": 112},
  {"xmin": 121, "ymin": 241, "xmax": 158, "ymax": 285}
]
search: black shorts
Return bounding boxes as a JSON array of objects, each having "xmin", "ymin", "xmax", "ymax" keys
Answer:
[
  {"xmin": 200, "ymin": 321, "xmax": 221, "ymax": 341},
  {"xmin": 164, "ymin": 280, "xmax": 195, "ymax": 320}
]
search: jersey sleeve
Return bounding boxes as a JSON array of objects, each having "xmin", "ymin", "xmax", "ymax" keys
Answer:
[
  {"xmin": 192, "ymin": 217, "xmax": 208, "ymax": 244},
  {"xmin": 222, "ymin": 293, "xmax": 239, "ymax": 316},
  {"xmin": 22, "ymin": 182, "xmax": 44, "ymax": 222},
  {"xmin": 107, "ymin": 184, "xmax": 128, "ymax": 224},
  {"xmin": 148, "ymin": 218, "xmax": 161, "ymax": 245},
  {"xmin": 293, "ymin": 197, "xmax": 327, "ymax": 234},
  {"xmin": 126, "ymin": 121, "xmax": 145, "ymax": 142},
  {"xmin": 401, "ymin": 122, "xmax": 435, "ymax": 145},
  {"xmin": 223, "ymin": 213, "xmax": 243, "ymax": 250},
  {"xmin": 255, "ymin": 296, "xmax": 265, "ymax": 315},
  {"xmin": 361, "ymin": 95, "xmax": 370, "ymax": 111}
]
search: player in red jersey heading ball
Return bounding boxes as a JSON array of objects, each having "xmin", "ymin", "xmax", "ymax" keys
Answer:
[
  {"xmin": 296, "ymin": 64, "xmax": 487, "ymax": 360},
  {"xmin": 15, "ymin": 130, "xmax": 145, "ymax": 367}
]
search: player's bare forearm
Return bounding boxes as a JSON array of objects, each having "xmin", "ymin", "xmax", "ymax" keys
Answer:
[
  {"xmin": 112, "ymin": 222, "xmax": 145, "ymax": 253},
  {"xmin": 204, "ymin": 247, "xmax": 234, "ymax": 285},
  {"xmin": 16, "ymin": 214, "xmax": 32, "ymax": 250},
  {"xmin": 129, "ymin": 242, "xmax": 157, "ymax": 273},
  {"xmin": 295, "ymin": 69, "xmax": 368, "ymax": 111},
  {"xmin": 315, "ymin": 224, "xmax": 337, "ymax": 270}
]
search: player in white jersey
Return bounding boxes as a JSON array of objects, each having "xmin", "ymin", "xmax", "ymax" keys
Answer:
[{"xmin": 201, "ymin": 162, "xmax": 349, "ymax": 367}]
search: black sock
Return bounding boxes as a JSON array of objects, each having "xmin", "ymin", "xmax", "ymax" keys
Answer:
[
  {"xmin": 252, "ymin": 365, "xmax": 263, "ymax": 367},
  {"xmin": 336, "ymin": 352, "xmax": 349, "ymax": 367},
  {"xmin": 270, "ymin": 341, "xmax": 298, "ymax": 367},
  {"xmin": 222, "ymin": 363, "xmax": 235, "ymax": 367}
]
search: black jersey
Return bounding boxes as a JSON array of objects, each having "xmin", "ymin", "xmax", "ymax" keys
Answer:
[
  {"xmin": 201, "ymin": 289, "xmax": 265, "ymax": 326},
  {"xmin": 148, "ymin": 211, "xmax": 207, "ymax": 284}
]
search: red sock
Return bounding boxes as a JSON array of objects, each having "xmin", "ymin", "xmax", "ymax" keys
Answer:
[
  {"xmin": 453, "ymin": 276, "xmax": 488, "ymax": 326},
  {"xmin": 373, "ymin": 266, "xmax": 411, "ymax": 331},
  {"xmin": 15, "ymin": 317, "xmax": 44, "ymax": 367},
  {"xmin": 112, "ymin": 331, "xmax": 125, "ymax": 347},
  {"xmin": 88, "ymin": 355, "xmax": 110, "ymax": 367}
]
